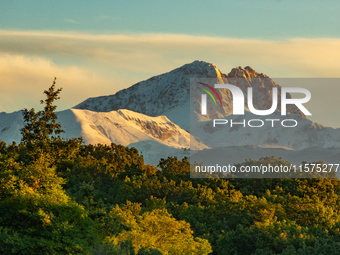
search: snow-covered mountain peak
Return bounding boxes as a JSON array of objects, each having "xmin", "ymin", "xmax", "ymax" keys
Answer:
[
  {"xmin": 177, "ymin": 60, "xmax": 223, "ymax": 78},
  {"xmin": 73, "ymin": 60, "xmax": 225, "ymax": 121}
]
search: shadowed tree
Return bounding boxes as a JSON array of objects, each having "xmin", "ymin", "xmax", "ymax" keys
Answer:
[
  {"xmin": 19, "ymin": 78, "xmax": 65, "ymax": 164},
  {"xmin": 21, "ymin": 77, "xmax": 64, "ymax": 146}
]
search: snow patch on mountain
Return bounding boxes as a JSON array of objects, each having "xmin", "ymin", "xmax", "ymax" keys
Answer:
[{"xmin": 0, "ymin": 111, "xmax": 25, "ymax": 144}]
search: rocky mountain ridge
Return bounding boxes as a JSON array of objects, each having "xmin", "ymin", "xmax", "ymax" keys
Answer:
[{"xmin": 74, "ymin": 61, "xmax": 305, "ymax": 130}]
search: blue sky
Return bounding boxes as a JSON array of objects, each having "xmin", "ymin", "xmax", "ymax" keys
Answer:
[
  {"xmin": 0, "ymin": 0, "xmax": 339, "ymax": 127},
  {"xmin": 1, "ymin": 0, "xmax": 340, "ymax": 38}
]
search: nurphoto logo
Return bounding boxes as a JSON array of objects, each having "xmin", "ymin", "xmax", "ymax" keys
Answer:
[{"xmin": 198, "ymin": 83, "xmax": 312, "ymax": 128}]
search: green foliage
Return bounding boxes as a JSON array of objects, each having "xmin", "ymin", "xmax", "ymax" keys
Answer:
[
  {"xmin": 109, "ymin": 202, "xmax": 212, "ymax": 254},
  {"xmin": 62, "ymin": 152, "xmax": 340, "ymax": 254},
  {"xmin": 0, "ymin": 152, "xmax": 99, "ymax": 254},
  {"xmin": 137, "ymin": 247, "xmax": 163, "ymax": 255}
]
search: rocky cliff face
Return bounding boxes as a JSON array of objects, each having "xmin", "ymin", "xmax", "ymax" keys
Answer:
[{"xmin": 225, "ymin": 66, "xmax": 305, "ymax": 117}]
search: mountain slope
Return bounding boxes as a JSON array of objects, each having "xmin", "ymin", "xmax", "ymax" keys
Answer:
[
  {"xmin": 0, "ymin": 109, "xmax": 207, "ymax": 165},
  {"xmin": 0, "ymin": 111, "xmax": 25, "ymax": 144},
  {"xmin": 191, "ymin": 111, "xmax": 340, "ymax": 150},
  {"xmin": 73, "ymin": 61, "xmax": 223, "ymax": 116},
  {"xmin": 73, "ymin": 61, "xmax": 305, "ymax": 130}
]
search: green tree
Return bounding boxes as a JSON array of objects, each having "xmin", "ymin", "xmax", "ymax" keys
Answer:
[
  {"xmin": 0, "ymin": 145, "xmax": 100, "ymax": 254},
  {"xmin": 19, "ymin": 77, "xmax": 65, "ymax": 166},
  {"xmin": 21, "ymin": 77, "xmax": 64, "ymax": 146},
  {"xmin": 109, "ymin": 202, "xmax": 212, "ymax": 255}
]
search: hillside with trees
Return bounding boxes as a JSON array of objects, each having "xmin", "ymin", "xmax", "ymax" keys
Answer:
[{"xmin": 1, "ymin": 80, "xmax": 340, "ymax": 254}]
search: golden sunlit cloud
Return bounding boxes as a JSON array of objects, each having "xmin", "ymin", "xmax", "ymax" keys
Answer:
[
  {"xmin": 0, "ymin": 52, "xmax": 123, "ymax": 112},
  {"xmin": 1, "ymin": 30, "xmax": 340, "ymax": 76},
  {"xmin": 0, "ymin": 30, "xmax": 340, "ymax": 113}
]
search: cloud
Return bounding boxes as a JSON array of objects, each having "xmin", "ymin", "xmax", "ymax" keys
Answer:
[
  {"xmin": 96, "ymin": 15, "xmax": 119, "ymax": 21},
  {"xmin": 0, "ymin": 52, "xmax": 124, "ymax": 112},
  {"xmin": 0, "ymin": 30, "xmax": 339, "ymax": 78},
  {"xmin": 64, "ymin": 19, "xmax": 77, "ymax": 23},
  {"xmin": 0, "ymin": 30, "xmax": 340, "ymax": 116}
]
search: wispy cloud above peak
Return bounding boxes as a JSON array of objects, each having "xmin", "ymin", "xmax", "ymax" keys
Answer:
[
  {"xmin": 96, "ymin": 15, "xmax": 119, "ymax": 21},
  {"xmin": 64, "ymin": 19, "xmax": 77, "ymax": 23}
]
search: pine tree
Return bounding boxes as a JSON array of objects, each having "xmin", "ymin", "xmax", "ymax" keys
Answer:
[
  {"xmin": 20, "ymin": 77, "xmax": 64, "ymax": 146},
  {"xmin": 19, "ymin": 78, "xmax": 65, "ymax": 165}
]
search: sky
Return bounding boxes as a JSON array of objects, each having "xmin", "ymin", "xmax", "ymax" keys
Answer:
[{"xmin": 0, "ymin": 0, "xmax": 340, "ymax": 127}]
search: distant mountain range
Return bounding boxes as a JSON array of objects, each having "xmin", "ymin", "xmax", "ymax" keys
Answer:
[{"xmin": 1, "ymin": 61, "xmax": 339, "ymax": 167}]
